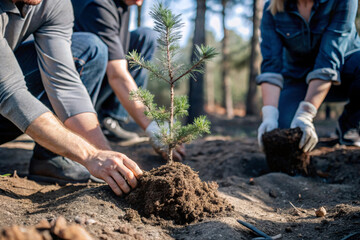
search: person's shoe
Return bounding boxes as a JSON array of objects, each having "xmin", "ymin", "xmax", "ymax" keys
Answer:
[
  {"xmin": 102, "ymin": 116, "xmax": 140, "ymax": 141},
  {"xmin": 336, "ymin": 127, "xmax": 360, "ymax": 147},
  {"xmin": 28, "ymin": 155, "xmax": 104, "ymax": 185},
  {"xmin": 337, "ymin": 113, "xmax": 360, "ymax": 147}
]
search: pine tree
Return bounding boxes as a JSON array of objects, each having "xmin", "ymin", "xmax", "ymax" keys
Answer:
[{"xmin": 127, "ymin": 3, "xmax": 217, "ymax": 162}]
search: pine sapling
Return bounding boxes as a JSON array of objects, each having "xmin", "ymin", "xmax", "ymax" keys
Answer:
[{"xmin": 127, "ymin": 3, "xmax": 217, "ymax": 162}]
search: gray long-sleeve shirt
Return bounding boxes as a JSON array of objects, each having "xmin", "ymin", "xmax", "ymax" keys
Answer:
[{"xmin": 0, "ymin": 0, "xmax": 95, "ymax": 132}]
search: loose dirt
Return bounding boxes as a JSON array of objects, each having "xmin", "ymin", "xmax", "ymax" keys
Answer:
[
  {"xmin": 0, "ymin": 216, "xmax": 93, "ymax": 240},
  {"xmin": 126, "ymin": 162, "xmax": 233, "ymax": 224},
  {"xmin": 0, "ymin": 116, "xmax": 359, "ymax": 239}
]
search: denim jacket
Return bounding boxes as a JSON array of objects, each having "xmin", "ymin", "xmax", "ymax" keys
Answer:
[{"xmin": 256, "ymin": 0, "xmax": 360, "ymax": 89}]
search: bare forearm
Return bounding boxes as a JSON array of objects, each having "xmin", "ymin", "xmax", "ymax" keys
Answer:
[
  {"xmin": 304, "ymin": 79, "xmax": 332, "ymax": 109},
  {"xmin": 261, "ymin": 83, "xmax": 281, "ymax": 107},
  {"xmin": 64, "ymin": 112, "xmax": 111, "ymax": 150},
  {"xmin": 110, "ymin": 75, "xmax": 150, "ymax": 129},
  {"xmin": 107, "ymin": 60, "xmax": 151, "ymax": 130},
  {"xmin": 25, "ymin": 112, "xmax": 97, "ymax": 164},
  {"xmin": 26, "ymin": 112, "xmax": 144, "ymax": 196}
]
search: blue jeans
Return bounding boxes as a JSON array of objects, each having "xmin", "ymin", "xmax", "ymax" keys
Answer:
[
  {"xmin": 279, "ymin": 51, "xmax": 360, "ymax": 129},
  {"xmin": 95, "ymin": 27, "xmax": 157, "ymax": 122},
  {"xmin": 0, "ymin": 32, "xmax": 108, "ymax": 145}
]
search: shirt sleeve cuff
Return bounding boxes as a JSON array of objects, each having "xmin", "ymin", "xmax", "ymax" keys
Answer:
[
  {"xmin": 306, "ymin": 68, "xmax": 340, "ymax": 85},
  {"xmin": 108, "ymin": 51, "xmax": 126, "ymax": 61},
  {"xmin": 1, "ymin": 89, "xmax": 50, "ymax": 132},
  {"xmin": 256, "ymin": 72, "xmax": 284, "ymax": 89},
  {"xmin": 56, "ymin": 99, "xmax": 96, "ymax": 123}
]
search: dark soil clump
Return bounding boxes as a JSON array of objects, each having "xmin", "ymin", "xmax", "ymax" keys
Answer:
[
  {"xmin": 262, "ymin": 128, "xmax": 311, "ymax": 176},
  {"xmin": 126, "ymin": 162, "xmax": 233, "ymax": 224}
]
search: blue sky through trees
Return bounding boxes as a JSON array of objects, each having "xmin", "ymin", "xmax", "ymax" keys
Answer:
[{"xmin": 129, "ymin": 0, "xmax": 252, "ymax": 46}]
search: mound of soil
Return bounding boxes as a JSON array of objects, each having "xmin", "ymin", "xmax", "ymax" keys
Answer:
[
  {"xmin": 262, "ymin": 128, "xmax": 311, "ymax": 175},
  {"xmin": 126, "ymin": 162, "xmax": 233, "ymax": 224}
]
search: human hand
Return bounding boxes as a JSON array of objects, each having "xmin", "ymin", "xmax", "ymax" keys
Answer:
[
  {"xmin": 84, "ymin": 150, "xmax": 143, "ymax": 196},
  {"xmin": 145, "ymin": 121, "xmax": 186, "ymax": 161},
  {"xmin": 152, "ymin": 143, "xmax": 186, "ymax": 162},
  {"xmin": 290, "ymin": 101, "xmax": 318, "ymax": 152},
  {"xmin": 257, "ymin": 105, "xmax": 279, "ymax": 151}
]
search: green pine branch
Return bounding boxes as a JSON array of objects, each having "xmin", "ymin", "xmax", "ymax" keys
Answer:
[{"xmin": 127, "ymin": 50, "xmax": 170, "ymax": 83}]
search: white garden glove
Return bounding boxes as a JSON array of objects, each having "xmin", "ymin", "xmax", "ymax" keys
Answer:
[
  {"xmin": 145, "ymin": 121, "xmax": 186, "ymax": 161},
  {"xmin": 290, "ymin": 101, "xmax": 318, "ymax": 152},
  {"xmin": 257, "ymin": 105, "xmax": 279, "ymax": 151},
  {"xmin": 145, "ymin": 120, "xmax": 168, "ymax": 155}
]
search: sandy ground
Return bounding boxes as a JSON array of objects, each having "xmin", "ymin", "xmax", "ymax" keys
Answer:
[{"xmin": 0, "ymin": 116, "xmax": 359, "ymax": 240}]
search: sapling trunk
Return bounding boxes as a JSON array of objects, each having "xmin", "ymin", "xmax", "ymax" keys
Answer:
[
  {"xmin": 168, "ymin": 83, "xmax": 175, "ymax": 162},
  {"xmin": 127, "ymin": 3, "xmax": 217, "ymax": 163},
  {"xmin": 166, "ymin": 22, "xmax": 174, "ymax": 162}
]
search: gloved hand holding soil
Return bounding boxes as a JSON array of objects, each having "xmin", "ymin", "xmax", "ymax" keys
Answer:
[{"xmin": 262, "ymin": 127, "xmax": 312, "ymax": 176}]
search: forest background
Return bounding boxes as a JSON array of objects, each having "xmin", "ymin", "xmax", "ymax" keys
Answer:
[{"xmin": 129, "ymin": 0, "xmax": 360, "ymax": 123}]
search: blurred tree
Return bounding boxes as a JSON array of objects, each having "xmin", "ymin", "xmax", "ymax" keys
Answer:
[
  {"xmin": 209, "ymin": 0, "xmax": 244, "ymax": 118},
  {"xmin": 356, "ymin": 0, "xmax": 360, "ymax": 32},
  {"xmin": 206, "ymin": 30, "xmax": 250, "ymax": 110},
  {"xmin": 210, "ymin": 0, "xmax": 261, "ymax": 117},
  {"xmin": 220, "ymin": 0, "xmax": 234, "ymax": 118},
  {"xmin": 147, "ymin": 0, "xmax": 251, "ymax": 115},
  {"xmin": 206, "ymin": 34, "xmax": 216, "ymax": 111},
  {"xmin": 137, "ymin": 5, "xmax": 142, "ymax": 27},
  {"xmin": 245, "ymin": 0, "xmax": 263, "ymax": 116},
  {"xmin": 188, "ymin": 0, "xmax": 207, "ymax": 123}
]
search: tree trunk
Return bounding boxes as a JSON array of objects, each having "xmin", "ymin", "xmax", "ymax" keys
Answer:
[
  {"xmin": 188, "ymin": 0, "xmax": 207, "ymax": 123},
  {"xmin": 137, "ymin": 5, "xmax": 142, "ymax": 27},
  {"xmin": 206, "ymin": 70, "xmax": 215, "ymax": 112},
  {"xmin": 245, "ymin": 0, "xmax": 263, "ymax": 116},
  {"xmin": 221, "ymin": 0, "xmax": 234, "ymax": 119},
  {"xmin": 356, "ymin": 0, "xmax": 360, "ymax": 32}
]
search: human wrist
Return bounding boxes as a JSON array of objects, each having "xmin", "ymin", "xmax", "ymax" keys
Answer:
[
  {"xmin": 145, "ymin": 120, "xmax": 160, "ymax": 138},
  {"xmin": 261, "ymin": 105, "xmax": 279, "ymax": 122},
  {"xmin": 295, "ymin": 101, "xmax": 317, "ymax": 120},
  {"xmin": 145, "ymin": 120, "xmax": 169, "ymax": 152},
  {"xmin": 76, "ymin": 140, "xmax": 98, "ymax": 167}
]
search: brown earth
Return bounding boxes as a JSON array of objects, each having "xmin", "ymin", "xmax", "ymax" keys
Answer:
[
  {"xmin": 0, "ymin": 116, "xmax": 359, "ymax": 239},
  {"xmin": 262, "ymin": 128, "xmax": 311, "ymax": 176},
  {"xmin": 0, "ymin": 216, "xmax": 93, "ymax": 240},
  {"xmin": 126, "ymin": 162, "xmax": 233, "ymax": 225}
]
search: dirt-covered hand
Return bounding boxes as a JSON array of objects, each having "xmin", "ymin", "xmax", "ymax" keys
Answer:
[
  {"xmin": 290, "ymin": 101, "xmax": 318, "ymax": 152},
  {"xmin": 84, "ymin": 150, "xmax": 143, "ymax": 196},
  {"xmin": 152, "ymin": 144, "xmax": 186, "ymax": 161},
  {"xmin": 257, "ymin": 105, "xmax": 279, "ymax": 151},
  {"xmin": 174, "ymin": 144, "xmax": 186, "ymax": 161}
]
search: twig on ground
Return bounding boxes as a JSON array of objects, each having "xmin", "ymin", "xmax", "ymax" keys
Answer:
[{"xmin": 289, "ymin": 201, "xmax": 306, "ymax": 214}]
